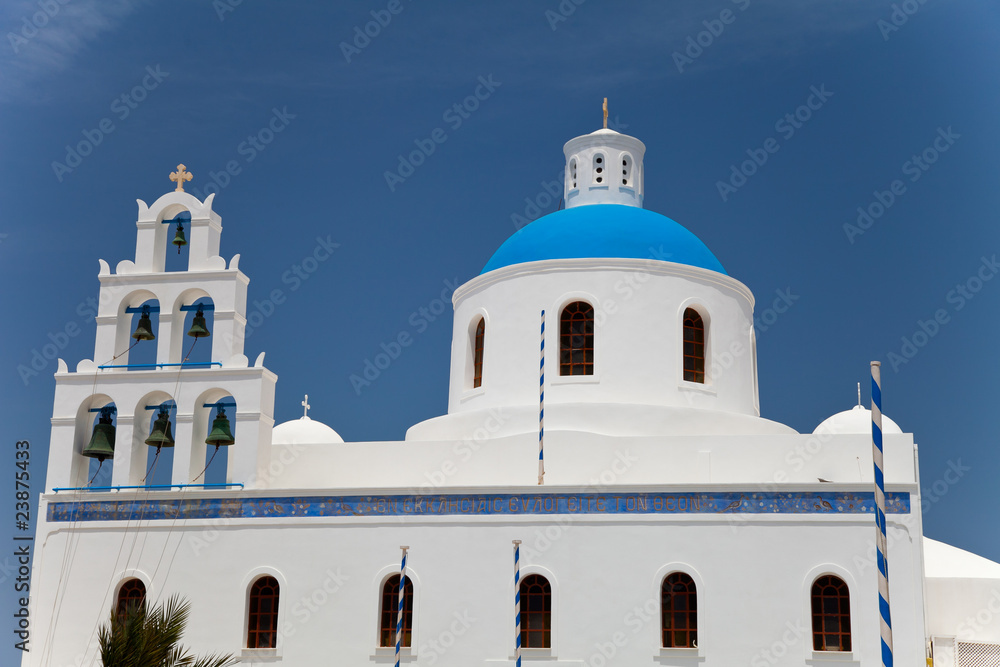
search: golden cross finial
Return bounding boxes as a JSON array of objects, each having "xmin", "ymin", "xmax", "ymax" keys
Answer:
[
  {"xmin": 602, "ymin": 97, "xmax": 608, "ymax": 129},
  {"xmin": 169, "ymin": 164, "xmax": 193, "ymax": 192}
]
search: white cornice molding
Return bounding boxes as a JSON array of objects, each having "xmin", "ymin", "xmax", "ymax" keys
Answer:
[{"xmin": 455, "ymin": 258, "xmax": 754, "ymax": 307}]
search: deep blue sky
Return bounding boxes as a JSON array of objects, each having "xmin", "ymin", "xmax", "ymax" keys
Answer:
[{"xmin": 1, "ymin": 0, "xmax": 998, "ymax": 660}]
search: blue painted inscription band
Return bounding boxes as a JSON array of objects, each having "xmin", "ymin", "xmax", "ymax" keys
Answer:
[{"xmin": 47, "ymin": 490, "xmax": 910, "ymax": 523}]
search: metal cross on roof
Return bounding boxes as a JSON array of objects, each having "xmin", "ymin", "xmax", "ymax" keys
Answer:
[
  {"xmin": 169, "ymin": 164, "xmax": 193, "ymax": 192},
  {"xmin": 301, "ymin": 394, "xmax": 310, "ymax": 417}
]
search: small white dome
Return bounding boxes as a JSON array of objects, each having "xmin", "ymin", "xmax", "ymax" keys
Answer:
[
  {"xmin": 272, "ymin": 416, "xmax": 344, "ymax": 445},
  {"xmin": 813, "ymin": 405, "xmax": 903, "ymax": 435},
  {"xmin": 924, "ymin": 537, "xmax": 1000, "ymax": 579}
]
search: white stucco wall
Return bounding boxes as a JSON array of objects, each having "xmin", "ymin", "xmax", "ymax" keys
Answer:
[
  {"xmin": 407, "ymin": 258, "xmax": 766, "ymax": 442},
  {"xmin": 24, "ymin": 493, "xmax": 926, "ymax": 667}
]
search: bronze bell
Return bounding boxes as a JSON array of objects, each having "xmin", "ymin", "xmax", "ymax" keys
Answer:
[
  {"xmin": 186, "ymin": 306, "xmax": 210, "ymax": 338},
  {"xmin": 145, "ymin": 407, "xmax": 175, "ymax": 449},
  {"xmin": 131, "ymin": 305, "xmax": 155, "ymax": 341},
  {"xmin": 172, "ymin": 222, "xmax": 187, "ymax": 254},
  {"xmin": 83, "ymin": 407, "xmax": 116, "ymax": 461},
  {"xmin": 205, "ymin": 407, "xmax": 235, "ymax": 447}
]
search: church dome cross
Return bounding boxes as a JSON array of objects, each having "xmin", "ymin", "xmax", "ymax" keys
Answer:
[{"xmin": 169, "ymin": 164, "xmax": 193, "ymax": 192}]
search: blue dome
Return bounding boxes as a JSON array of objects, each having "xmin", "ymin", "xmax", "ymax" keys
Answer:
[{"xmin": 482, "ymin": 204, "xmax": 726, "ymax": 275}]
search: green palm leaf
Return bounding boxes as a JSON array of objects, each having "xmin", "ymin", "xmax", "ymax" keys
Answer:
[{"xmin": 98, "ymin": 594, "xmax": 239, "ymax": 667}]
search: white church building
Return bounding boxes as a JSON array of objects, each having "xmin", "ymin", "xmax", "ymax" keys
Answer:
[{"xmin": 23, "ymin": 124, "xmax": 1000, "ymax": 667}]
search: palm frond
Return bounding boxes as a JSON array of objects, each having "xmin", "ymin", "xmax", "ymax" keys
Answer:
[{"xmin": 97, "ymin": 593, "xmax": 237, "ymax": 667}]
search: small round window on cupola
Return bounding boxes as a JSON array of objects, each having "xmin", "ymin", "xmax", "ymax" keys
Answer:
[
  {"xmin": 593, "ymin": 153, "xmax": 605, "ymax": 184},
  {"xmin": 569, "ymin": 157, "xmax": 578, "ymax": 190},
  {"xmin": 621, "ymin": 153, "xmax": 633, "ymax": 187}
]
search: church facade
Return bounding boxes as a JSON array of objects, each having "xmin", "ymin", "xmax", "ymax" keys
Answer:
[{"xmin": 24, "ymin": 127, "xmax": 1000, "ymax": 666}]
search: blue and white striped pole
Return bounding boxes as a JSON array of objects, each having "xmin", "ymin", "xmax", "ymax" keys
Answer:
[
  {"xmin": 513, "ymin": 540, "xmax": 522, "ymax": 667},
  {"xmin": 871, "ymin": 361, "xmax": 893, "ymax": 666},
  {"xmin": 395, "ymin": 546, "xmax": 409, "ymax": 667},
  {"xmin": 538, "ymin": 310, "xmax": 545, "ymax": 485}
]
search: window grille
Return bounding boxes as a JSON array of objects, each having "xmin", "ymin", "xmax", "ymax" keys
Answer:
[
  {"xmin": 957, "ymin": 641, "xmax": 1000, "ymax": 667},
  {"xmin": 248, "ymin": 576, "xmax": 279, "ymax": 649},
  {"xmin": 560, "ymin": 302, "xmax": 594, "ymax": 376},
  {"xmin": 662, "ymin": 573, "xmax": 697, "ymax": 648}
]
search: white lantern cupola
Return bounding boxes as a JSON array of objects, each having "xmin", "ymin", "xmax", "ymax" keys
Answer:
[{"xmin": 563, "ymin": 128, "xmax": 645, "ymax": 209}]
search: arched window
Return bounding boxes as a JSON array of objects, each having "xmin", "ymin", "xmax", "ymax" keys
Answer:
[
  {"xmin": 521, "ymin": 574, "xmax": 551, "ymax": 648},
  {"xmin": 812, "ymin": 575, "xmax": 851, "ymax": 651},
  {"xmin": 621, "ymin": 153, "xmax": 633, "ymax": 186},
  {"xmin": 247, "ymin": 576, "xmax": 279, "ymax": 649},
  {"xmin": 569, "ymin": 157, "xmax": 578, "ymax": 189},
  {"xmin": 593, "ymin": 154, "xmax": 605, "ymax": 184},
  {"xmin": 116, "ymin": 578, "xmax": 146, "ymax": 620},
  {"xmin": 560, "ymin": 302, "xmax": 594, "ymax": 376},
  {"xmin": 473, "ymin": 318, "xmax": 485, "ymax": 389},
  {"xmin": 661, "ymin": 573, "xmax": 697, "ymax": 648},
  {"xmin": 683, "ymin": 308, "xmax": 706, "ymax": 383},
  {"xmin": 380, "ymin": 574, "xmax": 413, "ymax": 647}
]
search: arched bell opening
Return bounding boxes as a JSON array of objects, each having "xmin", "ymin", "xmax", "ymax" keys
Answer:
[
  {"xmin": 134, "ymin": 393, "xmax": 177, "ymax": 487},
  {"xmin": 154, "ymin": 206, "xmax": 191, "ymax": 273},
  {"xmin": 76, "ymin": 395, "xmax": 117, "ymax": 489},
  {"xmin": 192, "ymin": 389, "xmax": 237, "ymax": 486},
  {"xmin": 125, "ymin": 298, "xmax": 160, "ymax": 371},
  {"xmin": 163, "ymin": 211, "xmax": 191, "ymax": 273},
  {"xmin": 169, "ymin": 291, "xmax": 215, "ymax": 367},
  {"xmin": 110, "ymin": 290, "xmax": 159, "ymax": 370}
]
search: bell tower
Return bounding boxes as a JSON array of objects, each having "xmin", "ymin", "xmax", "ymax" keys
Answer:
[{"xmin": 45, "ymin": 166, "xmax": 277, "ymax": 492}]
